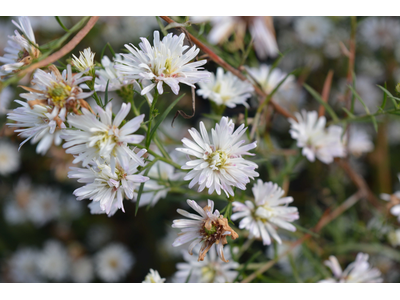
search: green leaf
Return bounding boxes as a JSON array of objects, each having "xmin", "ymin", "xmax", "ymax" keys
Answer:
[
  {"xmin": 148, "ymin": 93, "xmax": 185, "ymax": 145},
  {"xmin": 303, "ymin": 83, "xmax": 339, "ymax": 122},
  {"xmin": 156, "ymin": 17, "xmax": 168, "ymax": 36},
  {"xmin": 101, "ymin": 80, "xmax": 110, "ymax": 108},
  {"xmin": 348, "ymin": 85, "xmax": 370, "ymax": 114},
  {"xmin": 55, "ymin": 17, "xmax": 70, "ymax": 32},
  {"xmin": 100, "ymin": 42, "xmax": 116, "ymax": 60},
  {"xmin": 341, "ymin": 107, "xmax": 355, "ymax": 118},
  {"xmin": 377, "ymin": 84, "xmax": 400, "ymax": 108},
  {"xmin": 371, "ymin": 115, "xmax": 378, "ymax": 132},
  {"xmin": 380, "ymin": 83, "xmax": 388, "ymax": 110}
]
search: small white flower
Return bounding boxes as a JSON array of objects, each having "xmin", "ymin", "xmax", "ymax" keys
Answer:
[
  {"xmin": 71, "ymin": 256, "xmax": 94, "ymax": 283},
  {"xmin": 26, "ymin": 187, "xmax": 60, "ymax": 227},
  {"xmin": 0, "ymin": 16, "xmax": 40, "ymax": 77},
  {"xmin": 9, "ymin": 248, "xmax": 42, "ymax": 282},
  {"xmin": 294, "ymin": 17, "xmax": 332, "ymax": 47},
  {"xmin": 3, "ymin": 176, "xmax": 32, "ymax": 225},
  {"xmin": 246, "ymin": 64, "xmax": 296, "ymax": 102},
  {"xmin": 176, "ymin": 116, "xmax": 258, "ymax": 196},
  {"xmin": 380, "ymin": 174, "xmax": 400, "ymax": 223},
  {"xmin": 142, "ymin": 269, "xmax": 166, "ymax": 283},
  {"xmin": 115, "ymin": 31, "xmax": 210, "ymax": 95},
  {"xmin": 68, "ymin": 154, "xmax": 149, "ymax": 216},
  {"xmin": 19, "ymin": 64, "xmax": 93, "ymax": 120},
  {"xmin": 72, "ymin": 47, "xmax": 95, "ymax": 73},
  {"xmin": 346, "ymin": 126, "xmax": 374, "ymax": 157},
  {"xmin": 139, "ymin": 159, "xmax": 182, "ymax": 207},
  {"xmin": 38, "ymin": 240, "xmax": 70, "ymax": 281},
  {"xmin": 359, "ymin": 17, "xmax": 400, "ymax": 51},
  {"xmin": 173, "ymin": 245, "xmax": 239, "ymax": 283},
  {"xmin": 7, "ymin": 100, "xmax": 64, "ymax": 155},
  {"xmin": 232, "ymin": 180, "xmax": 299, "ymax": 245},
  {"xmin": 289, "ymin": 110, "xmax": 346, "ymax": 164},
  {"xmin": 62, "ymin": 101, "xmax": 145, "ymax": 172},
  {"xmin": 0, "ymin": 139, "xmax": 20, "ymax": 176},
  {"xmin": 172, "ymin": 199, "xmax": 238, "ymax": 263},
  {"xmin": 197, "ymin": 67, "xmax": 254, "ymax": 108},
  {"xmin": 95, "ymin": 243, "xmax": 135, "ymax": 282},
  {"xmin": 320, "ymin": 253, "xmax": 383, "ymax": 283}
]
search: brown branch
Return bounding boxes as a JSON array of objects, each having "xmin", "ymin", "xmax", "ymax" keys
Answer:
[
  {"xmin": 241, "ymin": 191, "xmax": 363, "ymax": 283},
  {"xmin": 318, "ymin": 70, "xmax": 334, "ymax": 117},
  {"xmin": 160, "ymin": 16, "xmax": 294, "ymax": 120},
  {"xmin": 18, "ymin": 16, "xmax": 99, "ymax": 78}
]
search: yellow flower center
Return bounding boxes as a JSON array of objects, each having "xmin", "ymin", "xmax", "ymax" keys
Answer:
[
  {"xmin": 48, "ymin": 83, "xmax": 72, "ymax": 107},
  {"xmin": 206, "ymin": 150, "xmax": 228, "ymax": 170}
]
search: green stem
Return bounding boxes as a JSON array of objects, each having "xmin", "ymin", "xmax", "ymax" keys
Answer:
[{"xmin": 145, "ymin": 90, "xmax": 159, "ymax": 148}]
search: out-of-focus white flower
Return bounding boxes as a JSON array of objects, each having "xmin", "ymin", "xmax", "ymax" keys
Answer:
[
  {"xmin": 346, "ymin": 126, "xmax": 374, "ymax": 157},
  {"xmin": 0, "ymin": 139, "xmax": 20, "ymax": 175},
  {"xmin": 192, "ymin": 16, "xmax": 279, "ymax": 59},
  {"xmin": 0, "ymin": 86, "xmax": 13, "ymax": 114},
  {"xmin": 232, "ymin": 180, "xmax": 299, "ymax": 245},
  {"xmin": 7, "ymin": 100, "xmax": 64, "ymax": 155},
  {"xmin": 38, "ymin": 240, "xmax": 70, "ymax": 281},
  {"xmin": 142, "ymin": 269, "xmax": 165, "ymax": 283},
  {"xmin": 320, "ymin": 253, "xmax": 383, "ymax": 283},
  {"xmin": 358, "ymin": 58, "xmax": 385, "ymax": 80},
  {"xmin": 289, "ymin": 110, "xmax": 346, "ymax": 164},
  {"xmin": 323, "ymin": 29, "xmax": 349, "ymax": 59},
  {"xmin": 0, "ymin": 16, "xmax": 40, "ymax": 77},
  {"xmin": 19, "ymin": 65, "xmax": 93, "ymax": 120},
  {"xmin": 71, "ymin": 256, "xmax": 94, "ymax": 283},
  {"xmin": 139, "ymin": 159, "xmax": 182, "ymax": 207},
  {"xmin": 115, "ymin": 31, "xmax": 209, "ymax": 95},
  {"xmin": 3, "ymin": 176, "xmax": 32, "ymax": 225},
  {"xmin": 197, "ymin": 67, "xmax": 253, "ymax": 108},
  {"xmin": 294, "ymin": 17, "xmax": 332, "ymax": 47},
  {"xmin": 173, "ymin": 245, "xmax": 239, "ymax": 283},
  {"xmin": 26, "ymin": 187, "xmax": 60, "ymax": 227},
  {"xmin": 72, "ymin": 47, "xmax": 95, "ymax": 73},
  {"xmin": 69, "ymin": 154, "xmax": 149, "ymax": 216},
  {"xmin": 388, "ymin": 229, "xmax": 400, "ymax": 247},
  {"xmin": 62, "ymin": 102, "xmax": 145, "ymax": 172},
  {"xmin": 176, "ymin": 116, "xmax": 258, "ymax": 196},
  {"xmin": 9, "ymin": 248, "xmax": 42, "ymax": 282},
  {"xmin": 381, "ymin": 174, "xmax": 400, "ymax": 223},
  {"xmin": 359, "ymin": 17, "xmax": 400, "ymax": 51},
  {"xmin": 172, "ymin": 199, "xmax": 238, "ymax": 262},
  {"xmin": 95, "ymin": 243, "xmax": 135, "ymax": 282},
  {"xmin": 86, "ymin": 224, "xmax": 112, "ymax": 250}
]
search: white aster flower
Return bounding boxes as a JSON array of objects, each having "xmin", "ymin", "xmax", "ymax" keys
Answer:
[
  {"xmin": 359, "ymin": 17, "xmax": 400, "ymax": 51},
  {"xmin": 68, "ymin": 154, "xmax": 149, "ymax": 216},
  {"xmin": 71, "ymin": 256, "xmax": 94, "ymax": 283},
  {"xmin": 62, "ymin": 101, "xmax": 145, "ymax": 171},
  {"xmin": 192, "ymin": 16, "xmax": 279, "ymax": 59},
  {"xmin": 95, "ymin": 243, "xmax": 135, "ymax": 282},
  {"xmin": 86, "ymin": 224, "xmax": 113, "ymax": 250},
  {"xmin": 173, "ymin": 245, "xmax": 239, "ymax": 283},
  {"xmin": 0, "ymin": 139, "xmax": 20, "ymax": 176},
  {"xmin": 115, "ymin": 30, "xmax": 210, "ymax": 95},
  {"xmin": 0, "ymin": 16, "xmax": 40, "ymax": 77},
  {"xmin": 19, "ymin": 64, "xmax": 93, "ymax": 120},
  {"xmin": 289, "ymin": 110, "xmax": 346, "ymax": 164},
  {"xmin": 246, "ymin": 64, "xmax": 296, "ymax": 103},
  {"xmin": 320, "ymin": 253, "xmax": 383, "ymax": 283},
  {"xmin": 3, "ymin": 176, "xmax": 32, "ymax": 225},
  {"xmin": 0, "ymin": 86, "xmax": 13, "ymax": 114},
  {"xmin": 9, "ymin": 247, "xmax": 42, "ymax": 283},
  {"xmin": 139, "ymin": 159, "xmax": 182, "ymax": 207},
  {"xmin": 197, "ymin": 67, "xmax": 254, "ymax": 108},
  {"xmin": 346, "ymin": 126, "xmax": 374, "ymax": 157},
  {"xmin": 26, "ymin": 186, "xmax": 60, "ymax": 227},
  {"xmin": 142, "ymin": 269, "xmax": 166, "ymax": 283},
  {"xmin": 72, "ymin": 47, "xmax": 95, "ymax": 73},
  {"xmin": 176, "ymin": 116, "xmax": 258, "ymax": 196},
  {"xmin": 38, "ymin": 240, "xmax": 70, "ymax": 282},
  {"xmin": 172, "ymin": 199, "xmax": 238, "ymax": 263},
  {"xmin": 294, "ymin": 17, "xmax": 332, "ymax": 47},
  {"xmin": 7, "ymin": 100, "xmax": 64, "ymax": 155},
  {"xmin": 232, "ymin": 180, "xmax": 299, "ymax": 245}
]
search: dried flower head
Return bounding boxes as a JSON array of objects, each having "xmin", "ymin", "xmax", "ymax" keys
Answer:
[{"xmin": 172, "ymin": 199, "xmax": 238, "ymax": 263}]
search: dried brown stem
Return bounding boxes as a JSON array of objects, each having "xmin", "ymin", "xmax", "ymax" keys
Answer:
[
  {"xmin": 318, "ymin": 70, "xmax": 334, "ymax": 117},
  {"xmin": 159, "ymin": 16, "xmax": 294, "ymax": 120},
  {"xmin": 18, "ymin": 16, "xmax": 99, "ymax": 78}
]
